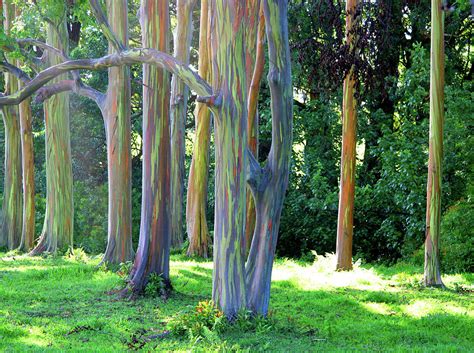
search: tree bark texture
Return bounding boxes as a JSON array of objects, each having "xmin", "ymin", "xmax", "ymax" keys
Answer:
[
  {"xmin": 186, "ymin": 0, "xmax": 212, "ymax": 258},
  {"xmin": 336, "ymin": 0, "xmax": 359, "ymax": 271},
  {"xmin": 1, "ymin": 0, "xmax": 22, "ymax": 250},
  {"xmin": 31, "ymin": 13, "xmax": 74, "ymax": 255},
  {"xmin": 101, "ymin": 0, "xmax": 134, "ymax": 265},
  {"xmin": 424, "ymin": 0, "xmax": 444, "ymax": 287},
  {"xmin": 170, "ymin": 0, "xmax": 197, "ymax": 249},
  {"xmin": 127, "ymin": 0, "xmax": 172, "ymax": 294},
  {"xmin": 209, "ymin": 0, "xmax": 249, "ymax": 319}
]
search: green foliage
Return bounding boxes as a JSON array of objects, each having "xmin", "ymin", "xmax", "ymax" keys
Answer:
[
  {"xmin": 441, "ymin": 187, "xmax": 474, "ymax": 273},
  {"xmin": 168, "ymin": 300, "xmax": 226, "ymax": 341},
  {"xmin": 144, "ymin": 273, "xmax": 167, "ymax": 298}
]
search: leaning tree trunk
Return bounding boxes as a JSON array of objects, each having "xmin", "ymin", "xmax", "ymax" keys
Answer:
[
  {"xmin": 209, "ymin": 0, "xmax": 249, "ymax": 319},
  {"xmin": 31, "ymin": 14, "xmax": 74, "ymax": 255},
  {"xmin": 18, "ymin": 89, "xmax": 35, "ymax": 252},
  {"xmin": 336, "ymin": 0, "xmax": 359, "ymax": 271},
  {"xmin": 126, "ymin": 0, "xmax": 172, "ymax": 295},
  {"xmin": 245, "ymin": 0, "xmax": 292, "ymax": 316},
  {"xmin": 170, "ymin": 0, "xmax": 197, "ymax": 249},
  {"xmin": 245, "ymin": 1, "xmax": 265, "ymax": 252},
  {"xmin": 424, "ymin": 0, "xmax": 444, "ymax": 287},
  {"xmin": 186, "ymin": 0, "xmax": 211, "ymax": 258},
  {"xmin": 1, "ymin": 0, "xmax": 22, "ymax": 250},
  {"xmin": 101, "ymin": 0, "xmax": 134, "ymax": 265}
]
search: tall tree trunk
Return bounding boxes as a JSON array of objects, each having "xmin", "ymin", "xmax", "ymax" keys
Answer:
[
  {"xmin": 424, "ymin": 0, "xmax": 444, "ymax": 287},
  {"xmin": 245, "ymin": 0, "xmax": 292, "ymax": 316},
  {"xmin": 1, "ymin": 0, "xmax": 22, "ymax": 250},
  {"xmin": 170, "ymin": 0, "xmax": 197, "ymax": 249},
  {"xmin": 336, "ymin": 0, "xmax": 359, "ymax": 271},
  {"xmin": 245, "ymin": 2, "xmax": 265, "ymax": 252},
  {"xmin": 31, "ymin": 13, "xmax": 74, "ymax": 254},
  {"xmin": 18, "ymin": 91, "xmax": 35, "ymax": 252},
  {"xmin": 210, "ymin": 0, "xmax": 248, "ymax": 319},
  {"xmin": 101, "ymin": 0, "xmax": 134, "ymax": 265},
  {"xmin": 126, "ymin": 0, "xmax": 172, "ymax": 295},
  {"xmin": 186, "ymin": 0, "xmax": 211, "ymax": 258}
]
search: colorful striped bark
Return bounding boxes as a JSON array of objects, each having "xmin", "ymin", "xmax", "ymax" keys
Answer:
[
  {"xmin": 245, "ymin": 0, "xmax": 293, "ymax": 316},
  {"xmin": 424, "ymin": 0, "xmax": 444, "ymax": 287},
  {"xmin": 126, "ymin": 0, "xmax": 172, "ymax": 295},
  {"xmin": 245, "ymin": 1, "xmax": 265, "ymax": 253},
  {"xmin": 1, "ymin": 0, "xmax": 22, "ymax": 250},
  {"xmin": 170, "ymin": 0, "xmax": 197, "ymax": 249},
  {"xmin": 210, "ymin": 0, "xmax": 248, "ymax": 319},
  {"xmin": 18, "ymin": 88, "xmax": 35, "ymax": 252},
  {"xmin": 101, "ymin": 0, "xmax": 134, "ymax": 265},
  {"xmin": 186, "ymin": 0, "xmax": 212, "ymax": 258},
  {"xmin": 31, "ymin": 14, "xmax": 73, "ymax": 254},
  {"xmin": 336, "ymin": 0, "xmax": 359, "ymax": 271}
]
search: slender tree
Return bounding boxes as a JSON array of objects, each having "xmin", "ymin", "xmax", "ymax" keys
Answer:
[
  {"xmin": 336, "ymin": 0, "xmax": 359, "ymax": 271},
  {"xmin": 30, "ymin": 6, "xmax": 74, "ymax": 255},
  {"xmin": 424, "ymin": 0, "xmax": 445, "ymax": 287},
  {"xmin": 1, "ymin": 0, "xmax": 22, "ymax": 250},
  {"xmin": 245, "ymin": 1, "xmax": 265, "ymax": 252},
  {"xmin": 186, "ymin": 0, "xmax": 212, "ymax": 258},
  {"xmin": 126, "ymin": 0, "xmax": 173, "ymax": 295},
  {"xmin": 170, "ymin": 0, "xmax": 197, "ymax": 249},
  {"xmin": 245, "ymin": 0, "xmax": 293, "ymax": 316},
  {"xmin": 100, "ymin": 0, "xmax": 134, "ymax": 264}
]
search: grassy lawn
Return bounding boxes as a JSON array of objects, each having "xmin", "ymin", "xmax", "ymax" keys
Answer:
[{"xmin": 0, "ymin": 252, "xmax": 472, "ymax": 352}]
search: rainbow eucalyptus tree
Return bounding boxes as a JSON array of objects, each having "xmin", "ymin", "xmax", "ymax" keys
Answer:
[
  {"xmin": 98, "ymin": 0, "xmax": 134, "ymax": 265},
  {"xmin": 424, "ymin": 0, "xmax": 445, "ymax": 287},
  {"xmin": 186, "ymin": 0, "xmax": 212, "ymax": 258},
  {"xmin": 245, "ymin": 1, "xmax": 265, "ymax": 252},
  {"xmin": 126, "ymin": 0, "xmax": 173, "ymax": 295},
  {"xmin": 170, "ymin": 0, "xmax": 197, "ymax": 249},
  {"xmin": 30, "ymin": 6, "xmax": 74, "ymax": 255},
  {"xmin": 335, "ymin": 0, "xmax": 359, "ymax": 271},
  {"xmin": 0, "ymin": 0, "xmax": 22, "ymax": 250}
]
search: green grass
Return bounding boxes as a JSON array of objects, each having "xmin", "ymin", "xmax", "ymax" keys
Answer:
[{"xmin": 0, "ymin": 252, "xmax": 472, "ymax": 352}]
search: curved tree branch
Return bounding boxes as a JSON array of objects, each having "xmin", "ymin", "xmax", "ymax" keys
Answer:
[
  {"xmin": 0, "ymin": 61, "xmax": 31, "ymax": 84},
  {"xmin": 0, "ymin": 48, "xmax": 213, "ymax": 106},
  {"xmin": 89, "ymin": 0, "xmax": 125, "ymax": 52}
]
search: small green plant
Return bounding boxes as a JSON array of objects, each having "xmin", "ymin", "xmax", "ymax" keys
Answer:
[
  {"xmin": 65, "ymin": 248, "xmax": 88, "ymax": 263},
  {"xmin": 144, "ymin": 273, "xmax": 166, "ymax": 297},
  {"xmin": 168, "ymin": 300, "xmax": 226, "ymax": 341},
  {"xmin": 117, "ymin": 261, "xmax": 133, "ymax": 279}
]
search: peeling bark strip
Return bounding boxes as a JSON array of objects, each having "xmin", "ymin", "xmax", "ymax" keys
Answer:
[
  {"xmin": 101, "ymin": 0, "xmax": 134, "ymax": 265},
  {"xmin": 209, "ymin": 0, "xmax": 249, "ymax": 319},
  {"xmin": 186, "ymin": 0, "xmax": 212, "ymax": 258},
  {"xmin": 245, "ymin": 0, "xmax": 293, "ymax": 316},
  {"xmin": 170, "ymin": 0, "xmax": 197, "ymax": 249},
  {"xmin": 1, "ymin": 0, "xmax": 22, "ymax": 250},
  {"xmin": 424, "ymin": 0, "xmax": 445, "ymax": 287},
  {"xmin": 31, "ymin": 12, "xmax": 74, "ymax": 255},
  {"xmin": 126, "ymin": 0, "xmax": 172, "ymax": 295},
  {"xmin": 336, "ymin": 0, "xmax": 359, "ymax": 271}
]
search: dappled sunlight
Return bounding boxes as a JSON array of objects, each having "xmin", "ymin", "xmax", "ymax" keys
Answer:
[{"xmin": 362, "ymin": 302, "xmax": 393, "ymax": 316}]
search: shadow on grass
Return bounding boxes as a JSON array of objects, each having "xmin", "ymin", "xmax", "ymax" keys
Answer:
[{"xmin": 1, "ymin": 255, "xmax": 472, "ymax": 351}]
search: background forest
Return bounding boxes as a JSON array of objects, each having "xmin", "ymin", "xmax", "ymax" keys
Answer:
[{"xmin": 2, "ymin": 0, "xmax": 471, "ymax": 271}]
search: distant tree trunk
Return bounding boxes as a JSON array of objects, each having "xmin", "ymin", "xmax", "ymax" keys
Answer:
[
  {"xmin": 210, "ymin": 0, "xmax": 248, "ymax": 318},
  {"xmin": 170, "ymin": 0, "xmax": 197, "ymax": 249},
  {"xmin": 1, "ymin": 0, "xmax": 22, "ymax": 250},
  {"xmin": 18, "ymin": 90, "xmax": 35, "ymax": 252},
  {"xmin": 336, "ymin": 0, "xmax": 359, "ymax": 271},
  {"xmin": 245, "ymin": 1, "xmax": 265, "ymax": 253},
  {"xmin": 31, "ymin": 12, "xmax": 74, "ymax": 254},
  {"xmin": 245, "ymin": 0, "xmax": 292, "ymax": 316},
  {"xmin": 186, "ymin": 0, "xmax": 211, "ymax": 258},
  {"xmin": 126, "ymin": 0, "xmax": 172, "ymax": 295},
  {"xmin": 424, "ymin": 0, "xmax": 444, "ymax": 287},
  {"xmin": 101, "ymin": 0, "xmax": 134, "ymax": 265}
]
